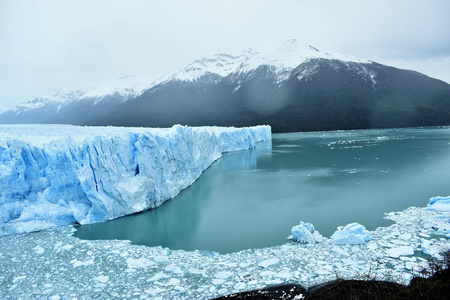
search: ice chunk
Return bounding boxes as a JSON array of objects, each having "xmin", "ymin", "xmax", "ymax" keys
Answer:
[
  {"xmin": 331, "ymin": 223, "xmax": 373, "ymax": 244},
  {"xmin": 94, "ymin": 275, "xmax": 109, "ymax": 283},
  {"xmin": 331, "ymin": 246, "xmax": 350, "ymax": 257},
  {"xmin": 291, "ymin": 221, "xmax": 324, "ymax": 243},
  {"xmin": 33, "ymin": 245, "xmax": 45, "ymax": 254},
  {"xmin": 148, "ymin": 272, "xmax": 169, "ymax": 282},
  {"xmin": 71, "ymin": 259, "xmax": 94, "ymax": 268},
  {"xmin": 258, "ymin": 258, "xmax": 280, "ymax": 268},
  {"xmin": 214, "ymin": 271, "xmax": 234, "ymax": 279},
  {"xmin": 385, "ymin": 246, "xmax": 414, "ymax": 258},
  {"xmin": 427, "ymin": 196, "xmax": 450, "ymax": 212},
  {"xmin": 421, "ymin": 240, "xmax": 445, "ymax": 258},
  {"xmin": 126, "ymin": 257, "xmax": 155, "ymax": 269}
]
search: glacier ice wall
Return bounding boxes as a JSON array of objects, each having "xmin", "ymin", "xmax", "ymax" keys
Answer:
[{"xmin": 0, "ymin": 124, "xmax": 271, "ymax": 236}]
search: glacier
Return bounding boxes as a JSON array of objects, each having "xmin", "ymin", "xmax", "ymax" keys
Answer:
[{"xmin": 0, "ymin": 124, "xmax": 271, "ymax": 236}]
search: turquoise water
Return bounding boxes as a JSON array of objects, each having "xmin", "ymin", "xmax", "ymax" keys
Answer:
[{"xmin": 74, "ymin": 127, "xmax": 450, "ymax": 253}]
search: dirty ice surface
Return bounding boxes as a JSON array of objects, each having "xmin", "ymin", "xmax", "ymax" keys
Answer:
[{"xmin": 1, "ymin": 197, "xmax": 449, "ymax": 299}]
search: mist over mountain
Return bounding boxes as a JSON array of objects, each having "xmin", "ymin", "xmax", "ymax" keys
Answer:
[{"xmin": 2, "ymin": 40, "xmax": 450, "ymax": 133}]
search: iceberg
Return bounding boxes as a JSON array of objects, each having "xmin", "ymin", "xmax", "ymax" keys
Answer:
[
  {"xmin": 331, "ymin": 223, "xmax": 373, "ymax": 245},
  {"xmin": 427, "ymin": 196, "xmax": 450, "ymax": 212},
  {"xmin": 291, "ymin": 221, "xmax": 324, "ymax": 243},
  {"xmin": 0, "ymin": 124, "xmax": 271, "ymax": 236}
]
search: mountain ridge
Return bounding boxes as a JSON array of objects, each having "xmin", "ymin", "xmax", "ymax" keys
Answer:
[{"xmin": 2, "ymin": 40, "xmax": 450, "ymax": 133}]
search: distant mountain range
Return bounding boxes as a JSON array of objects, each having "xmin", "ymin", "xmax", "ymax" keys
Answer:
[{"xmin": 2, "ymin": 39, "xmax": 450, "ymax": 133}]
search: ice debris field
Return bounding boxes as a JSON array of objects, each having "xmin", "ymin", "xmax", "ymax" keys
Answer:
[{"xmin": 0, "ymin": 125, "xmax": 449, "ymax": 299}]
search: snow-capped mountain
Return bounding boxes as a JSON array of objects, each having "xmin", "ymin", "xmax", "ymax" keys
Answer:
[
  {"xmin": 0, "ymin": 76, "xmax": 152, "ymax": 125},
  {"xmin": 230, "ymin": 39, "xmax": 370, "ymax": 83},
  {"xmin": 2, "ymin": 40, "xmax": 450, "ymax": 132},
  {"xmin": 152, "ymin": 49, "xmax": 256, "ymax": 85},
  {"xmin": 13, "ymin": 76, "xmax": 151, "ymax": 113}
]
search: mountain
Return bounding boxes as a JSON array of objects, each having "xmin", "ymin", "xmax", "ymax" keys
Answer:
[
  {"xmin": 2, "ymin": 40, "xmax": 450, "ymax": 133},
  {"xmin": 0, "ymin": 76, "xmax": 151, "ymax": 125}
]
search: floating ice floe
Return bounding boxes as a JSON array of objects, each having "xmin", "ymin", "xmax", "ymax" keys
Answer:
[
  {"xmin": 291, "ymin": 222, "xmax": 324, "ymax": 243},
  {"xmin": 385, "ymin": 246, "xmax": 415, "ymax": 258},
  {"xmin": 331, "ymin": 223, "xmax": 373, "ymax": 245}
]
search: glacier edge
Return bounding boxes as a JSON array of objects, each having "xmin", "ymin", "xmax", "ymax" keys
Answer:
[{"xmin": 0, "ymin": 124, "xmax": 271, "ymax": 236}]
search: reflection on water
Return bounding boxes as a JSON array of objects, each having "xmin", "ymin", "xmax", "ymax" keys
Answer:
[{"xmin": 75, "ymin": 127, "xmax": 450, "ymax": 253}]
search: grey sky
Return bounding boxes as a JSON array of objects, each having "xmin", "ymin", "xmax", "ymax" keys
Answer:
[{"xmin": 1, "ymin": 0, "xmax": 449, "ymax": 111}]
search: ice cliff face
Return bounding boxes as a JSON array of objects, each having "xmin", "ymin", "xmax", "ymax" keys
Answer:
[{"xmin": 0, "ymin": 124, "xmax": 271, "ymax": 236}]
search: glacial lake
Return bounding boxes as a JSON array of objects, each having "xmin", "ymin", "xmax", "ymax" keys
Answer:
[{"xmin": 75, "ymin": 127, "xmax": 450, "ymax": 253}]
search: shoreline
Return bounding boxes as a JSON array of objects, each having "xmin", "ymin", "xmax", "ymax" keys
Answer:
[{"xmin": 1, "ymin": 197, "xmax": 449, "ymax": 299}]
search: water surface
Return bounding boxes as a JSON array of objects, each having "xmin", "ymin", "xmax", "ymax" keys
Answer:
[{"xmin": 75, "ymin": 127, "xmax": 450, "ymax": 253}]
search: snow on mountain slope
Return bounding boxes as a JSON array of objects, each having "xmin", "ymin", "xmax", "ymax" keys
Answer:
[
  {"xmin": 2, "ymin": 39, "xmax": 378, "ymax": 120},
  {"xmin": 0, "ymin": 124, "xmax": 271, "ymax": 236},
  {"xmin": 12, "ymin": 76, "xmax": 152, "ymax": 113},
  {"xmin": 152, "ymin": 49, "xmax": 257, "ymax": 85},
  {"xmin": 232, "ymin": 39, "xmax": 371, "ymax": 83}
]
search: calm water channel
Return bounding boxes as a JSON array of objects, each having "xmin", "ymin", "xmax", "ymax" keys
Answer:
[{"xmin": 75, "ymin": 127, "xmax": 450, "ymax": 253}]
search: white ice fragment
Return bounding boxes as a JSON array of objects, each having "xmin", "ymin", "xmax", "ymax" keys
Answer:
[
  {"xmin": 385, "ymin": 246, "xmax": 414, "ymax": 258},
  {"xmin": 164, "ymin": 264, "xmax": 183, "ymax": 274},
  {"xmin": 145, "ymin": 287, "xmax": 165, "ymax": 296},
  {"xmin": 212, "ymin": 279, "xmax": 225, "ymax": 285},
  {"xmin": 331, "ymin": 223, "xmax": 373, "ymax": 244},
  {"xmin": 167, "ymin": 278, "xmax": 181, "ymax": 286},
  {"xmin": 94, "ymin": 275, "xmax": 109, "ymax": 283},
  {"xmin": 331, "ymin": 246, "xmax": 350, "ymax": 257},
  {"xmin": 72, "ymin": 259, "xmax": 94, "ymax": 268},
  {"xmin": 188, "ymin": 268, "xmax": 204, "ymax": 275},
  {"xmin": 275, "ymin": 271, "xmax": 292, "ymax": 280},
  {"xmin": 420, "ymin": 240, "xmax": 445, "ymax": 258},
  {"xmin": 154, "ymin": 256, "xmax": 169, "ymax": 264},
  {"xmin": 33, "ymin": 245, "xmax": 45, "ymax": 254},
  {"xmin": 398, "ymin": 233, "xmax": 412, "ymax": 241},
  {"xmin": 214, "ymin": 271, "xmax": 234, "ymax": 279},
  {"xmin": 427, "ymin": 196, "xmax": 450, "ymax": 212},
  {"xmin": 239, "ymin": 262, "xmax": 251, "ymax": 268},
  {"xmin": 265, "ymin": 279, "xmax": 283, "ymax": 285},
  {"xmin": 366, "ymin": 242, "xmax": 378, "ymax": 250},
  {"xmin": 148, "ymin": 272, "xmax": 169, "ymax": 282},
  {"xmin": 12, "ymin": 275, "xmax": 27, "ymax": 283},
  {"xmin": 126, "ymin": 257, "xmax": 155, "ymax": 269},
  {"xmin": 260, "ymin": 270, "xmax": 276, "ymax": 277},
  {"xmin": 291, "ymin": 222, "xmax": 324, "ymax": 243},
  {"xmin": 233, "ymin": 282, "xmax": 246, "ymax": 290},
  {"xmin": 174, "ymin": 285, "xmax": 186, "ymax": 293},
  {"xmin": 258, "ymin": 258, "xmax": 280, "ymax": 268}
]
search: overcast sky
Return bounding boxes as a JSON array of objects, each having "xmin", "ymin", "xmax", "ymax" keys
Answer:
[{"xmin": 1, "ymin": 0, "xmax": 449, "ymax": 111}]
